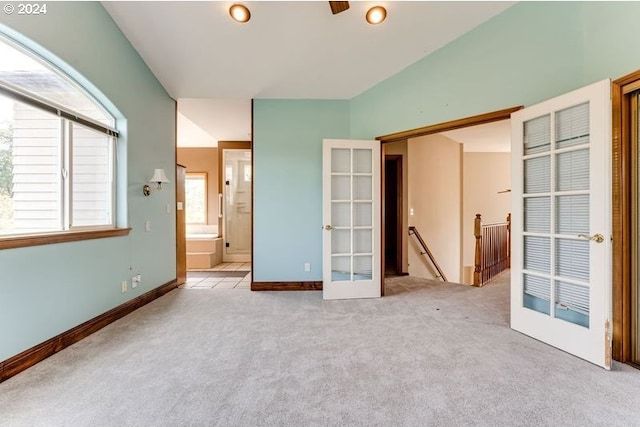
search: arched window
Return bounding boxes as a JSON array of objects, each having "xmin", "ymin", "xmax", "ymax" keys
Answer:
[{"xmin": 0, "ymin": 35, "xmax": 118, "ymax": 237}]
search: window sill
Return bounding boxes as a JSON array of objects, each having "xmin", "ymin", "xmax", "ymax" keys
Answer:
[{"xmin": 0, "ymin": 228, "xmax": 131, "ymax": 250}]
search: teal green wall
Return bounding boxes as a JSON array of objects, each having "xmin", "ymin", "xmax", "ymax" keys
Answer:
[
  {"xmin": 0, "ymin": 3, "xmax": 176, "ymax": 361},
  {"xmin": 253, "ymin": 100, "xmax": 350, "ymax": 281},
  {"xmin": 253, "ymin": 1, "xmax": 640, "ymax": 284},
  {"xmin": 3, "ymin": 0, "xmax": 640, "ymax": 360},
  {"xmin": 350, "ymin": 1, "xmax": 640, "ymax": 139}
]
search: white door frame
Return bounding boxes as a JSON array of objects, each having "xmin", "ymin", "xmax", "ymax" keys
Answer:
[{"xmin": 322, "ymin": 139, "xmax": 381, "ymax": 300}]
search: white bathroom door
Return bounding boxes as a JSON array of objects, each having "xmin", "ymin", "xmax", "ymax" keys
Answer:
[
  {"xmin": 322, "ymin": 139, "xmax": 381, "ymax": 300},
  {"xmin": 511, "ymin": 79, "xmax": 612, "ymax": 368}
]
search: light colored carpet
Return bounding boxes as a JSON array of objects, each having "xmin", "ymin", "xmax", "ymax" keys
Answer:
[{"xmin": 2, "ymin": 271, "xmax": 640, "ymax": 426}]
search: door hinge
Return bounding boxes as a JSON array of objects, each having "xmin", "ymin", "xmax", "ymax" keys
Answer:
[
  {"xmin": 226, "ymin": 180, "xmax": 230, "ymax": 186},
  {"xmin": 226, "ymin": 242, "xmax": 230, "ymax": 248}
]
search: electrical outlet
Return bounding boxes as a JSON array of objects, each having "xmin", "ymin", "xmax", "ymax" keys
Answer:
[
  {"xmin": 304, "ymin": 262, "xmax": 311, "ymax": 272},
  {"xmin": 121, "ymin": 280, "xmax": 127, "ymax": 293},
  {"xmin": 145, "ymin": 220, "xmax": 151, "ymax": 232},
  {"xmin": 132, "ymin": 274, "xmax": 141, "ymax": 288}
]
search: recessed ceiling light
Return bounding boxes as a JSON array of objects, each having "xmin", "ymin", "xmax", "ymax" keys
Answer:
[
  {"xmin": 366, "ymin": 6, "xmax": 387, "ymax": 25},
  {"xmin": 229, "ymin": 4, "xmax": 251, "ymax": 23}
]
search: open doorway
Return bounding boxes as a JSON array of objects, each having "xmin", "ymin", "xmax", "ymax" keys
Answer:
[
  {"xmin": 384, "ymin": 154, "xmax": 406, "ymax": 277},
  {"xmin": 384, "ymin": 155, "xmax": 403, "ymax": 276},
  {"xmin": 175, "ymin": 99, "xmax": 253, "ymax": 289},
  {"xmin": 218, "ymin": 141, "xmax": 252, "ymax": 264},
  {"xmin": 380, "ymin": 111, "xmax": 516, "ymax": 287}
]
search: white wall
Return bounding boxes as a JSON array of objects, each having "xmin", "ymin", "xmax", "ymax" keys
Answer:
[
  {"xmin": 462, "ymin": 152, "xmax": 511, "ymax": 276},
  {"xmin": 407, "ymin": 134, "xmax": 462, "ymax": 283}
]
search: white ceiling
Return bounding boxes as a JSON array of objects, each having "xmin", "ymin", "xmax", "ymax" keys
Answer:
[
  {"xmin": 102, "ymin": 1, "xmax": 515, "ymax": 146},
  {"xmin": 442, "ymin": 119, "xmax": 511, "ymax": 152}
]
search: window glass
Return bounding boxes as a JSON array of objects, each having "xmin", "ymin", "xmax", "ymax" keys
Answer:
[
  {"xmin": 0, "ymin": 37, "xmax": 114, "ymax": 127},
  {"xmin": 185, "ymin": 173, "xmax": 206, "ymax": 224},
  {"xmin": 0, "ymin": 96, "xmax": 61, "ymax": 234},
  {"xmin": 0, "ymin": 34, "xmax": 117, "ymax": 237}
]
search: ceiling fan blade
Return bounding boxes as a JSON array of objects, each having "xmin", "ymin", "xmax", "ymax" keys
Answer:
[{"xmin": 329, "ymin": 1, "xmax": 350, "ymax": 15}]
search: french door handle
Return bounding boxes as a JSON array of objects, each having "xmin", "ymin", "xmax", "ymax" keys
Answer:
[
  {"xmin": 324, "ymin": 225, "xmax": 334, "ymax": 231},
  {"xmin": 218, "ymin": 193, "xmax": 223, "ymax": 218},
  {"xmin": 577, "ymin": 233, "xmax": 604, "ymax": 243}
]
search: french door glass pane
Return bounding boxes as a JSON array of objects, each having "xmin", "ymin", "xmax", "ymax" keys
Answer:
[
  {"xmin": 524, "ymin": 114, "xmax": 551, "ymax": 155},
  {"xmin": 332, "ymin": 175, "xmax": 350, "ymax": 200},
  {"xmin": 555, "ymin": 102, "xmax": 589, "ymax": 149},
  {"xmin": 555, "ymin": 239, "xmax": 590, "ymax": 282},
  {"xmin": 354, "ymin": 229, "xmax": 372, "ymax": 254},
  {"xmin": 353, "ymin": 202, "xmax": 372, "ymax": 227},
  {"xmin": 331, "ymin": 149, "xmax": 350, "ymax": 173},
  {"xmin": 354, "ymin": 256, "xmax": 373, "ymax": 281},
  {"xmin": 556, "ymin": 149, "xmax": 589, "ymax": 191},
  {"xmin": 332, "ymin": 202, "xmax": 351, "ymax": 227},
  {"xmin": 353, "ymin": 149, "xmax": 372, "ymax": 173},
  {"xmin": 354, "ymin": 176, "xmax": 372, "ymax": 200},
  {"xmin": 331, "ymin": 229, "xmax": 350, "ymax": 254},
  {"xmin": 555, "ymin": 281, "xmax": 589, "ymax": 327},
  {"xmin": 524, "ymin": 236, "xmax": 550, "ymax": 273},
  {"xmin": 332, "ymin": 256, "xmax": 351, "ymax": 281},
  {"xmin": 556, "ymin": 195, "xmax": 589, "ymax": 234},
  {"xmin": 523, "ymin": 274, "xmax": 551, "ymax": 315},
  {"xmin": 524, "ymin": 197, "xmax": 550, "ymax": 233},
  {"xmin": 524, "ymin": 156, "xmax": 550, "ymax": 194}
]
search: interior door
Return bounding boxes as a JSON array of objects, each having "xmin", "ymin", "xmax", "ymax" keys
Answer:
[
  {"xmin": 511, "ymin": 79, "xmax": 612, "ymax": 368},
  {"xmin": 322, "ymin": 139, "xmax": 381, "ymax": 300},
  {"xmin": 222, "ymin": 148, "xmax": 251, "ymax": 263}
]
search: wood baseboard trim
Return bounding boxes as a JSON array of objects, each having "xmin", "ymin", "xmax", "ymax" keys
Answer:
[
  {"xmin": 0, "ymin": 279, "xmax": 178, "ymax": 383},
  {"xmin": 251, "ymin": 281, "xmax": 323, "ymax": 291}
]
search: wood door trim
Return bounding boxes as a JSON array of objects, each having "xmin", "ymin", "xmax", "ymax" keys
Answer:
[
  {"xmin": 611, "ymin": 71, "xmax": 640, "ymax": 362},
  {"xmin": 376, "ymin": 106, "xmax": 523, "ymax": 144}
]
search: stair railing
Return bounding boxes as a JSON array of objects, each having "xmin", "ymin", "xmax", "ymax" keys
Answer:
[
  {"xmin": 473, "ymin": 213, "xmax": 511, "ymax": 286},
  {"xmin": 408, "ymin": 226, "xmax": 448, "ymax": 282}
]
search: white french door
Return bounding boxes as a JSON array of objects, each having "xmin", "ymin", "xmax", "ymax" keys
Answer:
[
  {"xmin": 511, "ymin": 79, "xmax": 612, "ymax": 368},
  {"xmin": 322, "ymin": 139, "xmax": 381, "ymax": 300}
]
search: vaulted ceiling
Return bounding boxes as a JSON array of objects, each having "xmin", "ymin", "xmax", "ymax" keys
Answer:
[{"xmin": 102, "ymin": 1, "xmax": 515, "ymax": 145}]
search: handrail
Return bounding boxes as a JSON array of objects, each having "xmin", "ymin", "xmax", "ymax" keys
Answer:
[
  {"xmin": 473, "ymin": 213, "xmax": 511, "ymax": 286},
  {"xmin": 408, "ymin": 226, "xmax": 448, "ymax": 282}
]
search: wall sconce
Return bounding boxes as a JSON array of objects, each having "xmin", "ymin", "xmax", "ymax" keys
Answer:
[{"xmin": 143, "ymin": 168, "xmax": 170, "ymax": 196}]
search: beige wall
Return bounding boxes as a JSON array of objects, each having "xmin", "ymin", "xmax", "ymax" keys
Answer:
[
  {"xmin": 385, "ymin": 140, "xmax": 409, "ymax": 273},
  {"xmin": 407, "ymin": 134, "xmax": 462, "ymax": 283},
  {"xmin": 462, "ymin": 152, "xmax": 511, "ymax": 271},
  {"xmin": 176, "ymin": 148, "xmax": 219, "ymax": 225}
]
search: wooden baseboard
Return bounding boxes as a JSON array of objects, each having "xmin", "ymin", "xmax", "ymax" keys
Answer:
[
  {"xmin": 251, "ymin": 281, "xmax": 323, "ymax": 291},
  {"xmin": 0, "ymin": 279, "xmax": 178, "ymax": 383}
]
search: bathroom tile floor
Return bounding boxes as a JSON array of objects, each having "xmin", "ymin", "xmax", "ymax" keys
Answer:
[{"xmin": 181, "ymin": 263, "xmax": 251, "ymax": 290}]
